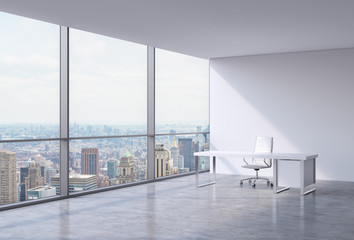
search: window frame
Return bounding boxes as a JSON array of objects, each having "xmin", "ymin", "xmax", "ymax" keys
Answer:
[{"xmin": 0, "ymin": 24, "xmax": 210, "ymax": 211}]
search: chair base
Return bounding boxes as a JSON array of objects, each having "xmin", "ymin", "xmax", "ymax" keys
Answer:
[{"xmin": 239, "ymin": 170, "xmax": 273, "ymax": 187}]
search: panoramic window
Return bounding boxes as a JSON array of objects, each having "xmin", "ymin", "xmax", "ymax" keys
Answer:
[
  {"xmin": 155, "ymin": 49, "xmax": 210, "ymax": 177},
  {"xmin": 0, "ymin": 13, "xmax": 210, "ymax": 207},
  {"xmin": 0, "ymin": 12, "xmax": 60, "ymax": 206},
  {"xmin": 68, "ymin": 28, "xmax": 148, "ymax": 191}
]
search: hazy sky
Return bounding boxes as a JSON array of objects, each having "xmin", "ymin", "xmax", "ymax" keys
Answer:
[
  {"xmin": 70, "ymin": 28, "xmax": 147, "ymax": 125},
  {"xmin": 156, "ymin": 49, "xmax": 209, "ymax": 126},
  {"xmin": 0, "ymin": 12, "xmax": 209, "ymax": 126},
  {"xmin": 0, "ymin": 12, "xmax": 59, "ymax": 124}
]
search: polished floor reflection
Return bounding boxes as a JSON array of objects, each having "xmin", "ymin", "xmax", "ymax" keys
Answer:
[{"xmin": 1, "ymin": 174, "xmax": 354, "ymax": 240}]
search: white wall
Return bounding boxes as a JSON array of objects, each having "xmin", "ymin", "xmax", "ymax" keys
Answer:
[{"xmin": 210, "ymin": 48, "xmax": 354, "ymax": 181}]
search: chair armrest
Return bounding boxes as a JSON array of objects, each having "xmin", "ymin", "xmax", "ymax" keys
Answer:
[
  {"xmin": 263, "ymin": 159, "xmax": 271, "ymax": 167},
  {"xmin": 243, "ymin": 158, "xmax": 249, "ymax": 165}
]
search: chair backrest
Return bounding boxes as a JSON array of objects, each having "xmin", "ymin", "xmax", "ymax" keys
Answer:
[
  {"xmin": 254, "ymin": 136, "xmax": 273, "ymax": 153},
  {"xmin": 254, "ymin": 136, "xmax": 273, "ymax": 166}
]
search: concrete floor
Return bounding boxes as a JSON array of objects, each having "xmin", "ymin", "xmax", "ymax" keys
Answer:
[{"xmin": 0, "ymin": 173, "xmax": 354, "ymax": 240}]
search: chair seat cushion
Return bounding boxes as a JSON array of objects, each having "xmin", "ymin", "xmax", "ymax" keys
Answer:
[{"xmin": 241, "ymin": 164, "xmax": 270, "ymax": 169}]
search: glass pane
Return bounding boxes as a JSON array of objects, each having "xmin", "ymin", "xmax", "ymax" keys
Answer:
[
  {"xmin": 0, "ymin": 141, "xmax": 60, "ymax": 205},
  {"xmin": 69, "ymin": 29, "xmax": 147, "ymax": 137},
  {"xmin": 0, "ymin": 12, "xmax": 60, "ymax": 140},
  {"xmin": 155, "ymin": 133, "xmax": 209, "ymax": 178},
  {"xmin": 69, "ymin": 137, "xmax": 147, "ymax": 193},
  {"xmin": 155, "ymin": 49, "xmax": 209, "ymax": 134}
]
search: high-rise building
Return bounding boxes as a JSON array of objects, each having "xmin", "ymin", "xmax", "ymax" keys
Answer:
[
  {"xmin": 178, "ymin": 155, "xmax": 184, "ymax": 170},
  {"xmin": 203, "ymin": 125, "xmax": 210, "ymax": 144},
  {"xmin": 51, "ymin": 172, "xmax": 97, "ymax": 194},
  {"xmin": 196, "ymin": 126, "xmax": 203, "ymax": 144},
  {"xmin": 170, "ymin": 138, "xmax": 179, "ymax": 168},
  {"xmin": 24, "ymin": 162, "xmax": 44, "ymax": 200},
  {"xmin": 178, "ymin": 138, "xmax": 194, "ymax": 171},
  {"xmin": 20, "ymin": 165, "xmax": 45, "ymax": 201},
  {"xmin": 155, "ymin": 144, "xmax": 173, "ymax": 178},
  {"xmin": 169, "ymin": 129, "xmax": 176, "ymax": 142},
  {"xmin": 81, "ymin": 148, "xmax": 99, "ymax": 185},
  {"xmin": 107, "ymin": 159, "xmax": 118, "ymax": 179},
  {"xmin": 118, "ymin": 150, "xmax": 136, "ymax": 184},
  {"xmin": 34, "ymin": 154, "xmax": 43, "ymax": 164},
  {"xmin": 0, "ymin": 150, "xmax": 17, "ymax": 205},
  {"xmin": 44, "ymin": 168, "xmax": 57, "ymax": 185}
]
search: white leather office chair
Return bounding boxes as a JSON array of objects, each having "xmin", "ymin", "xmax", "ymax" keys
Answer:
[{"xmin": 240, "ymin": 136, "xmax": 273, "ymax": 187}]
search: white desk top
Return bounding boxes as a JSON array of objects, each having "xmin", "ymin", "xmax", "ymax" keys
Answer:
[{"xmin": 194, "ymin": 151, "xmax": 318, "ymax": 161}]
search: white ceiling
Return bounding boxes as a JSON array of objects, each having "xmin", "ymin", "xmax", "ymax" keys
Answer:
[{"xmin": 1, "ymin": 0, "xmax": 354, "ymax": 59}]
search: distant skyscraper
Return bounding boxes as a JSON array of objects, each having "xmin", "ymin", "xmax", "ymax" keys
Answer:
[
  {"xmin": 44, "ymin": 144, "xmax": 50, "ymax": 152},
  {"xmin": 24, "ymin": 162, "xmax": 44, "ymax": 200},
  {"xmin": 179, "ymin": 138, "xmax": 194, "ymax": 171},
  {"xmin": 178, "ymin": 155, "xmax": 184, "ymax": 170},
  {"xmin": 118, "ymin": 150, "xmax": 136, "ymax": 184},
  {"xmin": 170, "ymin": 138, "xmax": 179, "ymax": 168},
  {"xmin": 81, "ymin": 148, "xmax": 99, "ymax": 185},
  {"xmin": 0, "ymin": 150, "xmax": 17, "ymax": 205},
  {"xmin": 169, "ymin": 129, "xmax": 176, "ymax": 142},
  {"xmin": 196, "ymin": 126, "xmax": 203, "ymax": 144},
  {"xmin": 20, "ymin": 164, "xmax": 45, "ymax": 201},
  {"xmin": 44, "ymin": 168, "xmax": 57, "ymax": 185},
  {"xmin": 107, "ymin": 159, "xmax": 118, "ymax": 179},
  {"xmin": 155, "ymin": 144, "xmax": 173, "ymax": 178},
  {"xmin": 34, "ymin": 154, "xmax": 43, "ymax": 164},
  {"xmin": 86, "ymin": 125, "xmax": 93, "ymax": 134},
  {"xmin": 203, "ymin": 125, "xmax": 210, "ymax": 144}
]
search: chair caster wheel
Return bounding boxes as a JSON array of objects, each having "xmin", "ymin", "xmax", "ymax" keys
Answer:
[
  {"xmin": 240, "ymin": 181, "xmax": 243, "ymax": 185},
  {"xmin": 270, "ymin": 183, "xmax": 274, "ymax": 187},
  {"xmin": 252, "ymin": 183, "xmax": 256, "ymax": 187}
]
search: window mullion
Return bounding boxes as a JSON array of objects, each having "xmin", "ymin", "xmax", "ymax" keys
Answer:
[
  {"xmin": 147, "ymin": 46, "xmax": 155, "ymax": 180},
  {"xmin": 60, "ymin": 26, "xmax": 69, "ymax": 197}
]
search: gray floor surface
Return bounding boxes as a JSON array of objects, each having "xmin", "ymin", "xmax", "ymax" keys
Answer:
[{"xmin": 0, "ymin": 173, "xmax": 353, "ymax": 240}]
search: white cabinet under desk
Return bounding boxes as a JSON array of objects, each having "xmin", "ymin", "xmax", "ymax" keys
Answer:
[{"xmin": 193, "ymin": 151, "xmax": 318, "ymax": 196}]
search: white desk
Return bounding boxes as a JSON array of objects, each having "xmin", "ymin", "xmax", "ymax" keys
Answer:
[{"xmin": 193, "ymin": 151, "xmax": 318, "ymax": 196}]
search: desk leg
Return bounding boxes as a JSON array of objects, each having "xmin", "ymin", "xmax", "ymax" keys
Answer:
[
  {"xmin": 274, "ymin": 158, "xmax": 290, "ymax": 194},
  {"xmin": 195, "ymin": 156, "xmax": 199, "ymax": 187},
  {"xmin": 301, "ymin": 157, "xmax": 317, "ymax": 196},
  {"xmin": 213, "ymin": 156, "xmax": 216, "ymax": 183},
  {"xmin": 196, "ymin": 156, "xmax": 216, "ymax": 188},
  {"xmin": 273, "ymin": 159, "xmax": 277, "ymax": 194},
  {"xmin": 301, "ymin": 160, "xmax": 304, "ymax": 195}
]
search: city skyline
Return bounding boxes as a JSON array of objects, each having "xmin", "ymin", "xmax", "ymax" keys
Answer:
[
  {"xmin": 0, "ymin": 122, "xmax": 210, "ymax": 140},
  {"xmin": 0, "ymin": 126, "xmax": 210, "ymax": 205}
]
